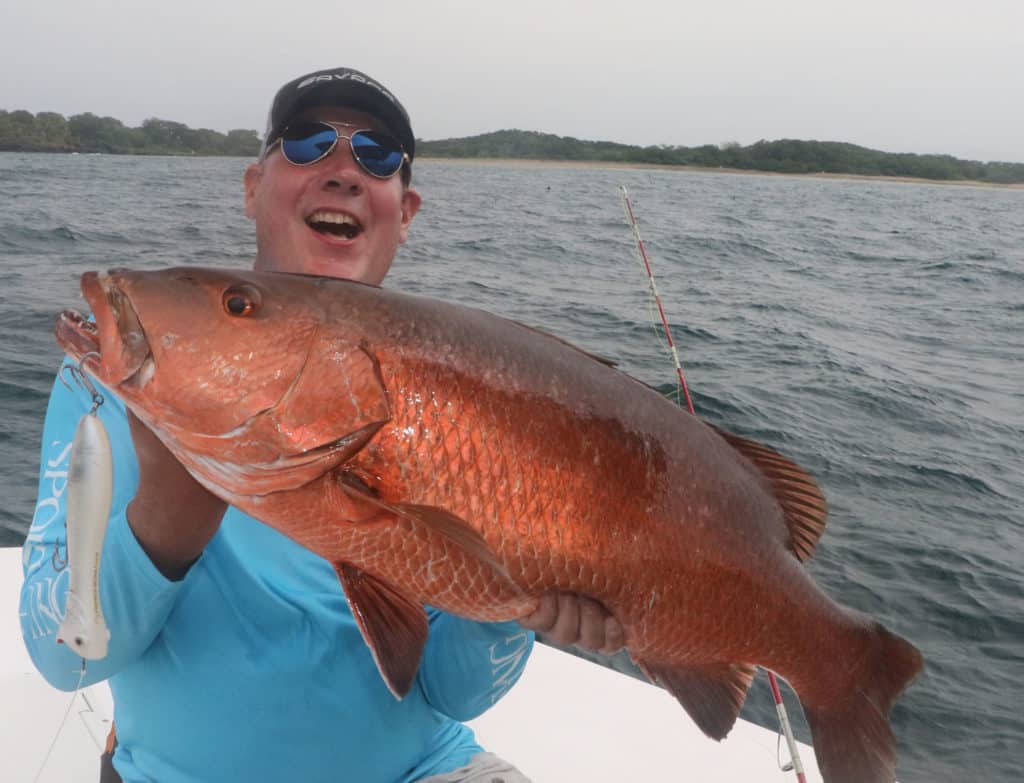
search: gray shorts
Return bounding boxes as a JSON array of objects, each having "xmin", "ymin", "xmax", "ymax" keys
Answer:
[{"xmin": 414, "ymin": 752, "xmax": 533, "ymax": 783}]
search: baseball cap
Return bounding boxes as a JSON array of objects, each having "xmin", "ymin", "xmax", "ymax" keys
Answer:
[{"xmin": 260, "ymin": 68, "xmax": 415, "ymax": 161}]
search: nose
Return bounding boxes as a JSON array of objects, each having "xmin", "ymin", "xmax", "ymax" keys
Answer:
[{"xmin": 319, "ymin": 142, "xmax": 364, "ymax": 195}]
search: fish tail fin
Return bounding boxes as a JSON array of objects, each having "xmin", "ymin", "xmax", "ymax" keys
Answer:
[{"xmin": 803, "ymin": 621, "xmax": 924, "ymax": 783}]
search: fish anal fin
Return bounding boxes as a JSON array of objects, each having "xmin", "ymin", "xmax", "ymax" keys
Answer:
[
  {"xmin": 640, "ymin": 660, "xmax": 756, "ymax": 741},
  {"xmin": 711, "ymin": 425, "xmax": 828, "ymax": 562},
  {"xmin": 334, "ymin": 563, "xmax": 428, "ymax": 700}
]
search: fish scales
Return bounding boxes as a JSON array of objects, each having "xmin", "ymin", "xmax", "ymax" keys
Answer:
[
  {"xmin": 348, "ymin": 306, "xmax": 808, "ymax": 664},
  {"xmin": 55, "ymin": 267, "xmax": 924, "ymax": 783}
]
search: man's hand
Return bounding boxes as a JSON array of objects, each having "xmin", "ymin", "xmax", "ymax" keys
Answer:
[
  {"xmin": 125, "ymin": 411, "xmax": 227, "ymax": 581},
  {"xmin": 519, "ymin": 592, "xmax": 625, "ymax": 655}
]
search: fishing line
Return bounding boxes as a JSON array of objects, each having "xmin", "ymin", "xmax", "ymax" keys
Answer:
[
  {"xmin": 619, "ymin": 187, "xmax": 695, "ymax": 412},
  {"xmin": 619, "ymin": 185, "xmax": 807, "ymax": 783},
  {"xmin": 31, "ymin": 660, "xmax": 88, "ymax": 783}
]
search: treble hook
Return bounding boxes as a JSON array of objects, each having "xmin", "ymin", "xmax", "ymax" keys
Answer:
[
  {"xmin": 59, "ymin": 353, "xmax": 104, "ymax": 414},
  {"xmin": 52, "ymin": 538, "xmax": 68, "ymax": 571}
]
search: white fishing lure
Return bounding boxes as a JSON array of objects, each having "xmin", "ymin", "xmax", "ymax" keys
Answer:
[{"xmin": 56, "ymin": 410, "xmax": 113, "ymax": 660}]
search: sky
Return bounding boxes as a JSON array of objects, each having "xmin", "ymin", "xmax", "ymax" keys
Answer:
[{"xmin": 3, "ymin": 0, "xmax": 1022, "ymax": 163}]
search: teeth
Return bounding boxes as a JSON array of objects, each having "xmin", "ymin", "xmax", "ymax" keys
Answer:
[{"xmin": 308, "ymin": 211, "xmax": 360, "ymax": 227}]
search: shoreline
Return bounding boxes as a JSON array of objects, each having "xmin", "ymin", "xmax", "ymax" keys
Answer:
[
  {"xmin": 3, "ymin": 150, "xmax": 1020, "ymax": 189},
  {"xmin": 417, "ymin": 156, "xmax": 1024, "ymax": 189}
]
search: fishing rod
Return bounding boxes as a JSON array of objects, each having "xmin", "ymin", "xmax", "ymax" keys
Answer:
[
  {"xmin": 619, "ymin": 185, "xmax": 807, "ymax": 783},
  {"xmin": 619, "ymin": 188, "xmax": 695, "ymax": 413}
]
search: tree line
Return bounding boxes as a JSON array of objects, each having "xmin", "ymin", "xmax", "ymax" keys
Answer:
[
  {"xmin": 418, "ymin": 130, "xmax": 1024, "ymax": 184},
  {"xmin": 0, "ymin": 109, "xmax": 261, "ymax": 156},
  {"xmin": 3, "ymin": 109, "xmax": 1022, "ymax": 183}
]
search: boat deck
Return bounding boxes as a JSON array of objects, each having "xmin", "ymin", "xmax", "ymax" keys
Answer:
[{"xmin": 2, "ymin": 546, "xmax": 824, "ymax": 782}]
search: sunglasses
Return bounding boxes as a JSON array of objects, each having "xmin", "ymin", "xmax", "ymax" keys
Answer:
[{"xmin": 267, "ymin": 121, "xmax": 409, "ymax": 178}]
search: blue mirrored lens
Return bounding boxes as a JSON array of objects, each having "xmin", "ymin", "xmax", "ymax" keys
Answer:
[
  {"xmin": 351, "ymin": 131, "xmax": 404, "ymax": 177},
  {"xmin": 280, "ymin": 123, "xmax": 338, "ymax": 165},
  {"xmin": 277, "ymin": 123, "xmax": 404, "ymax": 176}
]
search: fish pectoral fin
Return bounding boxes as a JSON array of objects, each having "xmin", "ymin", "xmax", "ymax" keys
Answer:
[
  {"xmin": 639, "ymin": 660, "xmax": 756, "ymax": 741},
  {"xmin": 391, "ymin": 502, "xmax": 527, "ymax": 600},
  {"xmin": 340, "ymin": 479, "xmax": 520, "ymax": 592},
  {"xmin": 393, "ymin": 504, "xmax": 511, "ymax": 578},
  {"xmin": 710, "ymin": 425, "xmax": 828, "ymax": 562},
  {"xmin": 334, "ymin": 563, "xmax": 428, "ymax": 700}
]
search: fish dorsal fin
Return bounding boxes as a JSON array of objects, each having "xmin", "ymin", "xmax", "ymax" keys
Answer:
[
  {"xmin": 639, "ymin": 660, "xmax": 756, "ymax": 740},
  {"xmin": 511, "ymin": 321, "xmax": 618, "ymax": 368},
  {"xmin": 712, "ymin": 426, "xmax": 828, "ymax": 562},
  {"xmin": 334, "ymin": 563, "xmax": 429, "ymax": 700}
]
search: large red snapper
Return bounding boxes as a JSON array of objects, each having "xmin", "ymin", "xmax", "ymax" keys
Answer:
[{"xmin": 56, "ymin": 267, "xmax": 923, "ymax": 783}]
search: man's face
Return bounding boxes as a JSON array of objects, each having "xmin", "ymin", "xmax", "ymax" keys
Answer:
[{"xmin": 244, "ymin": 107, "xmax": 421, "ymax": 284}]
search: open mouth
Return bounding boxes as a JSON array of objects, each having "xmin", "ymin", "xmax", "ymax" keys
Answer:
[
  {"xmin": 306, "ymin": 210, "xmax": 363, "ymax": 240},
  {"xmin": 54, "ymin": 271, "xmax": 155, "ymax": 389},
  {"xmin": 55, "ymin": 310, "xmax": 100, "ymax": 359}
]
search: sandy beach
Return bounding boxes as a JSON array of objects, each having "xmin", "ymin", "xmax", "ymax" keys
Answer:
[{"xmin": 417, "ymin": 156, "xmax": 1024, "ymax": 189}]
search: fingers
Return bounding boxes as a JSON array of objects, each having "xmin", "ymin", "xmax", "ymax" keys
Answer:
[
  {"xmin": 545, "ymin": 593, "xmax": 581, "ymax": 647},
  {"xmin": 519, "ymin": 593, "xmax": 560, "ymax": 634},
  {"xmin": 600, "ymin": 613, "xmax": 626, "ymax": 655},
  {"xmin": 518, "ymin": 592, "xmax": 625, "ymax": 655},
  {"xmin": 577, "ymin": 596, "xmax": 607, "ymax": 651},
  {"xmin": 519, "ymin": 592, "xmax": 578, "ymax": 644}
]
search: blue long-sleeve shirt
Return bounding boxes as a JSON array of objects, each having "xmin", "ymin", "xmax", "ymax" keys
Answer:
[{"xmin": 20, "ymin": 366, "xmax": 534, "ymax": 783}]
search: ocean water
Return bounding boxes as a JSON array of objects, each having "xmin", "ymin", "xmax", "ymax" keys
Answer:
[{"xmin": 1, "ymin": 152, "xmax": 1021, "ymax": 781}]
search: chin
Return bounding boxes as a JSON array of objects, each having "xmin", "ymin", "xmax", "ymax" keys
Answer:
[
  {"xmin": 259, "ymin": 256, "xmax": 362, "ymax": 281},
  {"xmin": 255, "ymin": 247, "xmax": 388, "ymax": 284},
  {"xmin": 320, "ymin": 258, "xmax": 374, "ymax": 283}
]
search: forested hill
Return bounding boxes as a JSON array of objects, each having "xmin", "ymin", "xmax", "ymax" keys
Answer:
[
  {"xmin": 0, "ymin": 110, "xmax": 261, "ymax": 157},
  {"xmin": 419, "ymin": 130, "xmax": 1024, "ymax": 184},
  {"xmin": 3, "ymin": 109, "xmax": 1022, "ymax": 183}
]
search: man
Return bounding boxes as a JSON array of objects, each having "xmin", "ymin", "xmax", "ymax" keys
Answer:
[{"xmin": 21, "ymin": 67, "xmax": 622, "ymax": 783}]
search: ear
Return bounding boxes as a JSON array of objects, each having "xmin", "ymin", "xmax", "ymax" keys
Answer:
[
  {"xmin": 243, "ymin": 162, "xmax": 263, "ymax": 219},
  {"xmin": 398, "ymin": 187, "xmax": 421, "ymax": 245}
]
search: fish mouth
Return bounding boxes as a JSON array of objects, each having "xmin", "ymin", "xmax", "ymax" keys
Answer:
[
  {"xmin": 54, "ymin": 310, "xmax": 101, "ymax": 359},
  {"xmin": 306, "ymin": 209, "xmax": 363, "ymax": 240},
  {"xmin": 54, "ymin": 271, "xmax": 155, "ymax": 389}
]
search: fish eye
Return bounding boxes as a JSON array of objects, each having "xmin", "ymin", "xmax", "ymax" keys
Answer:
[{"xmin": 222, "ymin": 286, "xmax": 260, "ymax": 317}]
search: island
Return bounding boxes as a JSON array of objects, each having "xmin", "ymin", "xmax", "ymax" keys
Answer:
[{"xmin": 1, "ymin": 110, "xmax": 1021, "ymax": 185}]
